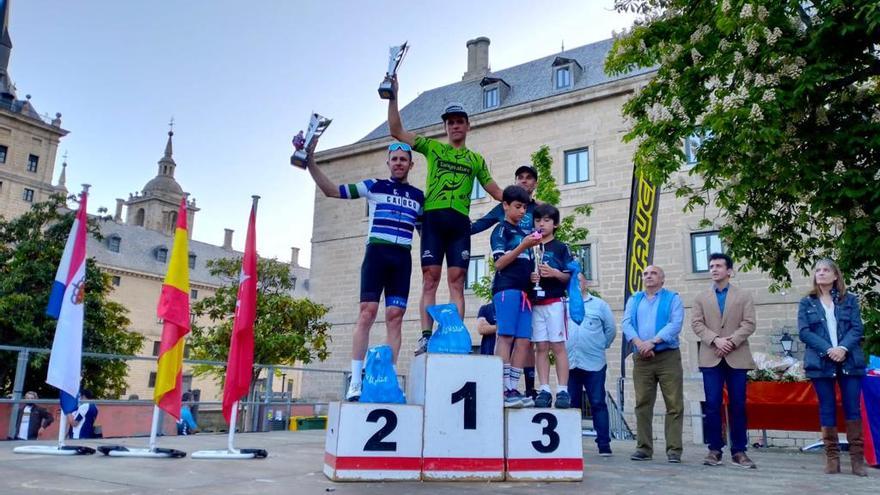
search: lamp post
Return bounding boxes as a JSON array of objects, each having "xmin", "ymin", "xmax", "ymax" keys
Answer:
[{"xmin": 780, "ymin": 331, "xmax": 794, "ymax": 357}]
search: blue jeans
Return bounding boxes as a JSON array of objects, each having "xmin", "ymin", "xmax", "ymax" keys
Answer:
[
  {"xmin": 701, "ymin": 360, "xmax": 748, "ymax": 454},
  {"xmin": 569, "ymin": 366, "xmax": 610, "ymax": 448},
  {"xmin": 811, "ymin": 371, "xmax": 863, "ymax": 427}
]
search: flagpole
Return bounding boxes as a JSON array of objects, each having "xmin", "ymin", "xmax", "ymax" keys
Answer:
[
  {"xmin": 57, "ymin": 411, "xmax": 68, "ymax": 448},
  {"xmin": 227, "ymin": 401, "xmax": 239, "ymax": 453},
  {"xmin": 148, "ymin": 405, "xmax": 161, "ymax": 451}
]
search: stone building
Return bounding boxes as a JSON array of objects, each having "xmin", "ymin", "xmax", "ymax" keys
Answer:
[
  {"xmin": 88, "ymin": 129, "xmax": 311, "ymax": 401},
  {"xmin": 306, "ymin": 37, "xmax": 813, "ymax": 445},
  {"xmin": 0, "ymin": 0, "xmax": 68, "ymax": 220}
]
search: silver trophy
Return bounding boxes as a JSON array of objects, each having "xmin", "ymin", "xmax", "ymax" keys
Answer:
[
  {"xmin": 290, "ymin": 112, "xmax": 332, "ymax": 169},
  {"xmin": 378, "ymin": 41, "xmax": 409, "ymax": 100},
  {"xmin": 533, "ymin": 239, "xmax": 545, "ymax": 298}
]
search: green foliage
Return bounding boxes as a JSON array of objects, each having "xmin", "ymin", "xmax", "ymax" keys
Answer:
[
  {"xmin": 472, "ymin": 145, "xmax": 592, "ymax": 301},
  {"xmin": 189, "ymin": 257, "xmax": 331, "ymax": 388},
  {"xmin": 606, "ymin": 0, "xmax": 880, "ymax": 355},
  {"xmin": 0, "ymin": 195, "xmax": 142, "ymax": 399}
]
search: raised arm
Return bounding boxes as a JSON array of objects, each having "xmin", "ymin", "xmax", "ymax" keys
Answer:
[
  {"xmin": 483, "ymin": 181, "xmax": 503, "ymax": 202},
  {"xmin": 305, "ymin": 136, "xmax": 340, "ymax": 198},
  {"xmin": 387, "ymin": 76, "xmax": 416, "ymax": 146}
]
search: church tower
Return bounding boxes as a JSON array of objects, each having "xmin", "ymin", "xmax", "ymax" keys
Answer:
[{"xmin": 123, "ymin": 126, "xmax": 198, "ymax": 237}]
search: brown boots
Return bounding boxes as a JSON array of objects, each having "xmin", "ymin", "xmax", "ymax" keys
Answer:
[
  {"xmin": 846, "ymin": 419, "xmax": 868, "ymax": 477},
  {"xmin": 823, "ymin": 422, "xmax": 869, "ymax": 477},
  {"xmin": 821, "ymin": 426, "xmax": 840, "ymax": 474}
]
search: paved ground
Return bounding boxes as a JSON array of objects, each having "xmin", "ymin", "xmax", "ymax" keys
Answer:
[{"xmin": 1, "ymin": 431, "xmax": 875, "ymax": 494}]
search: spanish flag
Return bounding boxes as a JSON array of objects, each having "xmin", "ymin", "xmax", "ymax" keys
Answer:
[{"xmin": 154, "ymin": 197, "xmax": 190, "ymax": 419}]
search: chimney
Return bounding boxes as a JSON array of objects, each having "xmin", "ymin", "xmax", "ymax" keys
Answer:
[
  {"xmin": 290, "ymin": 247, "xmax": 300, "ymax": 267},
  {"xmin": 223, "ymin": 228, "xmax": 234, "ymax": 250},
  {"xmin": 462, "ymin": 37, "xmax": 490, "ymax": 81},
  {"xmin": 114, "ymin": 199, "xmax": 124, "ymax": 222}
]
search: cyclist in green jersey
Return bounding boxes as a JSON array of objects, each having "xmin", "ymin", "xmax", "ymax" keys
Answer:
[{"xmin": 387, "ymin": 76, "xmax": 503, "ymax": 353}]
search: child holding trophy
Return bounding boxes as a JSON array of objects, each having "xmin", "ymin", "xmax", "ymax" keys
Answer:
[{"xmin": 529, "ymin": 203, "xmax": 574, "ymax": 409}]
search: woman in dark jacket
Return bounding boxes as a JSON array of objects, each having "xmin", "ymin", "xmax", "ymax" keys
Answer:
[{"xmin": 797, "ymin": 259, "xmax": 867, "ymax": 476}]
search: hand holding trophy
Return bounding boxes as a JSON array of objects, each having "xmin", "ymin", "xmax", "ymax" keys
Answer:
[
  {"xmin": 291, "ymin": 112, "xmax": 332, "ymax": 169},
  {"xmin": 378, "ymin": 41, "xmax": 409, "ymax": 100},
  {"xmin": 532, "ymin": 230, "xmax": 545, "ymax": 298}
]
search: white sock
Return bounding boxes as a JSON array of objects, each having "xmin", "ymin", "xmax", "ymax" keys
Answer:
[
  {"xmin": 350, "ymin": 360, "xmax": 364, "ymax": 386},
  {"xmin": 557, "ymin": 385, "xmax": 568, "ymax": 394},
  {"xmin": 540, "ymin": 384, "xmax": 551, "ymax": 393},
  {"xmin": 509, "ymin": 367, "xmax": 523, "ymax": 391},
  {"xmin": 503, "ymin": 364, "xmax": 512, "ymax": 391}
]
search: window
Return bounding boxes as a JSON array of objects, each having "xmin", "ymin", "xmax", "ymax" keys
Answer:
[
  {"xmin": 572, "ymin": 244, "xmax": 593, "ymax": 281},
  {"xmin": 111, "ymin": 276, "xmax": 121, "ymax": 287},
  {"xmin": 470, "ymin": 180, "xmax": 486, "ymax": 200},
  {"xmin": 555, "ymin": 66, "xmax": 572, "ymax": 89},
  {"xmin": 108, "ymin": 235, "xmax": 121, "ymax": 253},
  {"xmin": 22, "ymin": 188, "xmax": 34, "ymax": 202},
  {"xmin": 483, "ymin": 87, "xmax": 499, "ymax": 109},
  {"xmin": 291, "ymin": 277, "xmax": 297, "ymax": 291},
  {"xmin": 0, "ymin": 144, "xmax": 7, "ymax": 163},
  {"xmin": 155, "ymin": 247, "xmax": 168, "ymax": 263},
  {"xmin": 188, "ymin": 253, "xmax": 196, "ymax": 269},
  {"xmin": 691, "ymin": 231, "xmax": 724, "ymax": 273},
  {"xmin": 27, "ymin": 154, "xmax": 38, "ymax": 173},
  {"xmin": 135, "ymin": 208, "xmax": 145, "ymax": 227},
  {"xmin": 684, "ymin": 129, "xmax": 712, "ymax": 165},
  {"xmin": 466, "ymin": 255, "xmax": 487, "ymax": 290},
  {"xmin": 148, "ymin": 372, "xmax": 157, "ymax": 388},
  {"xmin": 152, "ymin": 341, "xmax": 161, "ymax": 356},
  {"xmin": 564, "ymin": 148, "xmax": 589, "ymax": 184},
  {"xmin": 190, "ymin": 289, "xmax": 199, "ymax": 300}
]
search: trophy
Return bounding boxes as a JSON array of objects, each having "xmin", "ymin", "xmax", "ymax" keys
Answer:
[
  {"xmin": 290, "ymin": 112, "xmax": 332, "ymax": 169},
  {"xmin": 532, "ymin": 230, "xmax": 545, "ymax": 298},
  {"xmin": 378, "ymin": 41, "xmax": 409, "ymax": 100}
]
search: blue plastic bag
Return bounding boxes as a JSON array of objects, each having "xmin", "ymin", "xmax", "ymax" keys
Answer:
[
  {"xmin": 359, "ymin": 345, "xmax": 405, "ymax": 404},
  {"xmin": 426, "ymin": 303, "xmax": 472, "ymax": 354},
  {"xmin": 566, "ymin": 261, "xmax": 585, "ymax": 325}
]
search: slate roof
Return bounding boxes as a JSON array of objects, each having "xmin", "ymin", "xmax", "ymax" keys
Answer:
[{"xmin": 360, "ymin": 38, "xmax": 654, "ymax": 142}]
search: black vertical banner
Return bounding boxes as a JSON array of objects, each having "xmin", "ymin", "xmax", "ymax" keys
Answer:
[{"xmin": 618, "ymin": 169, "xmax": 660, "ymax": 410}]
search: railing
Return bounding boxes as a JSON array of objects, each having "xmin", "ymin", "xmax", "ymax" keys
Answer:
[{"xmin": 0, "ymin": 344, "xmax": 350, "ymax": 440}]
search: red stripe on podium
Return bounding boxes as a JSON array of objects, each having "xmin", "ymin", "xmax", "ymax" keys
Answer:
[
  {"xmin": 324, "ymin": 452, "xmax": 422, "ymax": 470},
  {"xmin": 506, "ymin": 458, "xmax": 584, "ymax": 471},
  {"xmin": 422, "ymin": 457, "xmax": 505, "ymax": 471}
]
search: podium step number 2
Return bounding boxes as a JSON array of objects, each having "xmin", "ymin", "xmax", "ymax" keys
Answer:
[{"xmin": 324, "ymin": 402, "xmax": 423, "ymax": 481}]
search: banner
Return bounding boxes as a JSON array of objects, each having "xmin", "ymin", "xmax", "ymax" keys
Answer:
[{"xmin": 618, "ymin": 170, "xmax": 660, "ymax": 409}]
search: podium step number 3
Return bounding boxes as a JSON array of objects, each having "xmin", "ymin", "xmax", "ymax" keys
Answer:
[
  {"xmin": 505, "ymin": 408, "xmax": 584, "ymax": 481},
  {"xmin": 324, "ymin": 402, "xmax": 423, "ymax": 481}
]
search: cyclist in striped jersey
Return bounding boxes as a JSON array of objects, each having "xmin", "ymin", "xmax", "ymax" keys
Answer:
[{"xmin": 305, "ymin": 137, "xmax": 424, "ymax": 401}]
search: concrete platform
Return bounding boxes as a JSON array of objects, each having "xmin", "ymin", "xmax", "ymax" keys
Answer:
[{"xmin": 2, "ymin": 431, "xmax": 875, "ymax": 494}]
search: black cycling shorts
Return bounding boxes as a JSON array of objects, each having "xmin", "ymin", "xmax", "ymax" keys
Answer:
[
  {"xmin": 420, "ymin": 209, "xmax": 471, "ymax": 269},
  {"xmin": 360, "ymin": 243, "xmax": 412, "ymax": 308}
]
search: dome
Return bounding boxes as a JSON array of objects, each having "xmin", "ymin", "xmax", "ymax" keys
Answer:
[{"xmin": 142, "ymin": 174, "xmax": 183, "ymax": 195}]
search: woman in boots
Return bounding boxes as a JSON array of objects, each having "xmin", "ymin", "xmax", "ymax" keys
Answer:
[{"xmin": 797, "ymin": 259, "xmax": 868, "ymax": 476}]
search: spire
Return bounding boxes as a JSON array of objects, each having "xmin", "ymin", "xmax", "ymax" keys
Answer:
[
  {"xmin": 0, "ymin": 0, "xmax": 16, "ymax": 99},
  {"xmin": 157, "ymin": 117, "xmax": 176, "ymax": 178},
  {"xmin": 164, "ymin": 116, "xmax": 174, "ymax": 159},
  {"xmin": 57, "ymin": 152, "xmax": 68, "ymax": 188}
]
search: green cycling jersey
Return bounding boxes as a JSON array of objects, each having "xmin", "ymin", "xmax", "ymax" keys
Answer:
[{"xmin": 413, "ymin": 135, "xmax": 493, "ymax": 216}]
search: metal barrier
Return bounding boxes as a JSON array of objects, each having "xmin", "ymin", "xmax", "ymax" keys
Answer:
[{"xmin": 1, "ymin": 344, "xmax": 350, "ymax": 440}]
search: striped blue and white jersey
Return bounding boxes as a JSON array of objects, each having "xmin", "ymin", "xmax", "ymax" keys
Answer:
[{"xmin": 338, "ymin": 178, "xmax": 424, "ymax": 249}]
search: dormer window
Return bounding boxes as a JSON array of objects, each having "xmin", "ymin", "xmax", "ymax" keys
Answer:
[
  {"xmin": 188, "ymin": 253, "xmax": 197, "ymax": 269},
  {"xmin": 483, "ymin": 87, "xmax": 499, "ymax": 109},
  {"xmin": 552, "ymin": 56, "xmax": 582, "ymax": 90},
  {"xmin": 108, "ymin": 235, "xmax": 122, "ymax": 253},
  {"xmin": 479, "ymin": 77, "xmax": 510, "ymax": 110},
  {"xmin": 155, "ymin": 247, "xmax": 168, "ymax": 263}
]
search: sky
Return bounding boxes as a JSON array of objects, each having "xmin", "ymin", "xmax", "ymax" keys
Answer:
[{"xmin": 9, "ymin": 1, "xmax": 636, "ymax": 267}]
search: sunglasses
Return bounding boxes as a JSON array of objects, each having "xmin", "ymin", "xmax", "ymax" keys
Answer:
[{"xmin": 388, "ymin": 142, "xmax": 412, "ymax": 152}]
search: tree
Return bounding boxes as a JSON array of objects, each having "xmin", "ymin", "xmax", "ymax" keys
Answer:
[
  {"xmin": 472, "ymin": 145, "xmax": 592, "ymax": 301},
  {"xmin": 606, "ymin": 0, "xmax": 880, "ymax": 354},
  {"xmin": 188, "ymin": 257, "xmax": 331, "ymax": 390},
  {"xmin": 0, "ymin": 195, "xmax": 143, "ymax": 398}
]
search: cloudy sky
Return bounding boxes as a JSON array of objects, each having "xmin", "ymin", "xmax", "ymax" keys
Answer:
[{"xmin": 10, "ymin": 0, "xmax": 635, "ymax": 266}]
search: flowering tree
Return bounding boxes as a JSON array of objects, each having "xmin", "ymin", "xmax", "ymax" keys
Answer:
[{"xmin": 606, "ymin": 0, "xmax": 880, "ymax": 354}]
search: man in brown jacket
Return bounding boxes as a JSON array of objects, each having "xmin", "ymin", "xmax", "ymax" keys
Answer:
[{"xmin": 692, "ymin": 253, "xmax": 757, "ymax": 469}]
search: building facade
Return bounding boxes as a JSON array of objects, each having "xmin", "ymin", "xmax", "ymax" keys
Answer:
[{"xmin": 306, "ymin": 37, "xmax": 813, "ymax": 445}]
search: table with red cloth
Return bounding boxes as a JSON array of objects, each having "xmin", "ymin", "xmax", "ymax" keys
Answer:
[{"xmin": 737, "ymin": 377, "xmax": 879, "ymax": 466}]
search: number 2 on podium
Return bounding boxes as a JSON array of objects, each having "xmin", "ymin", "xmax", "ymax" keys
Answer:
[{"xmin": 450, "ymin": 381, "xmax": 477, "ymax": 430}]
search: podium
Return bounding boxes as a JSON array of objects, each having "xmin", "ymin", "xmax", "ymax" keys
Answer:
[{"xmin": 325, "ymin": 353, "xmax": 585, "ymax": 482}]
